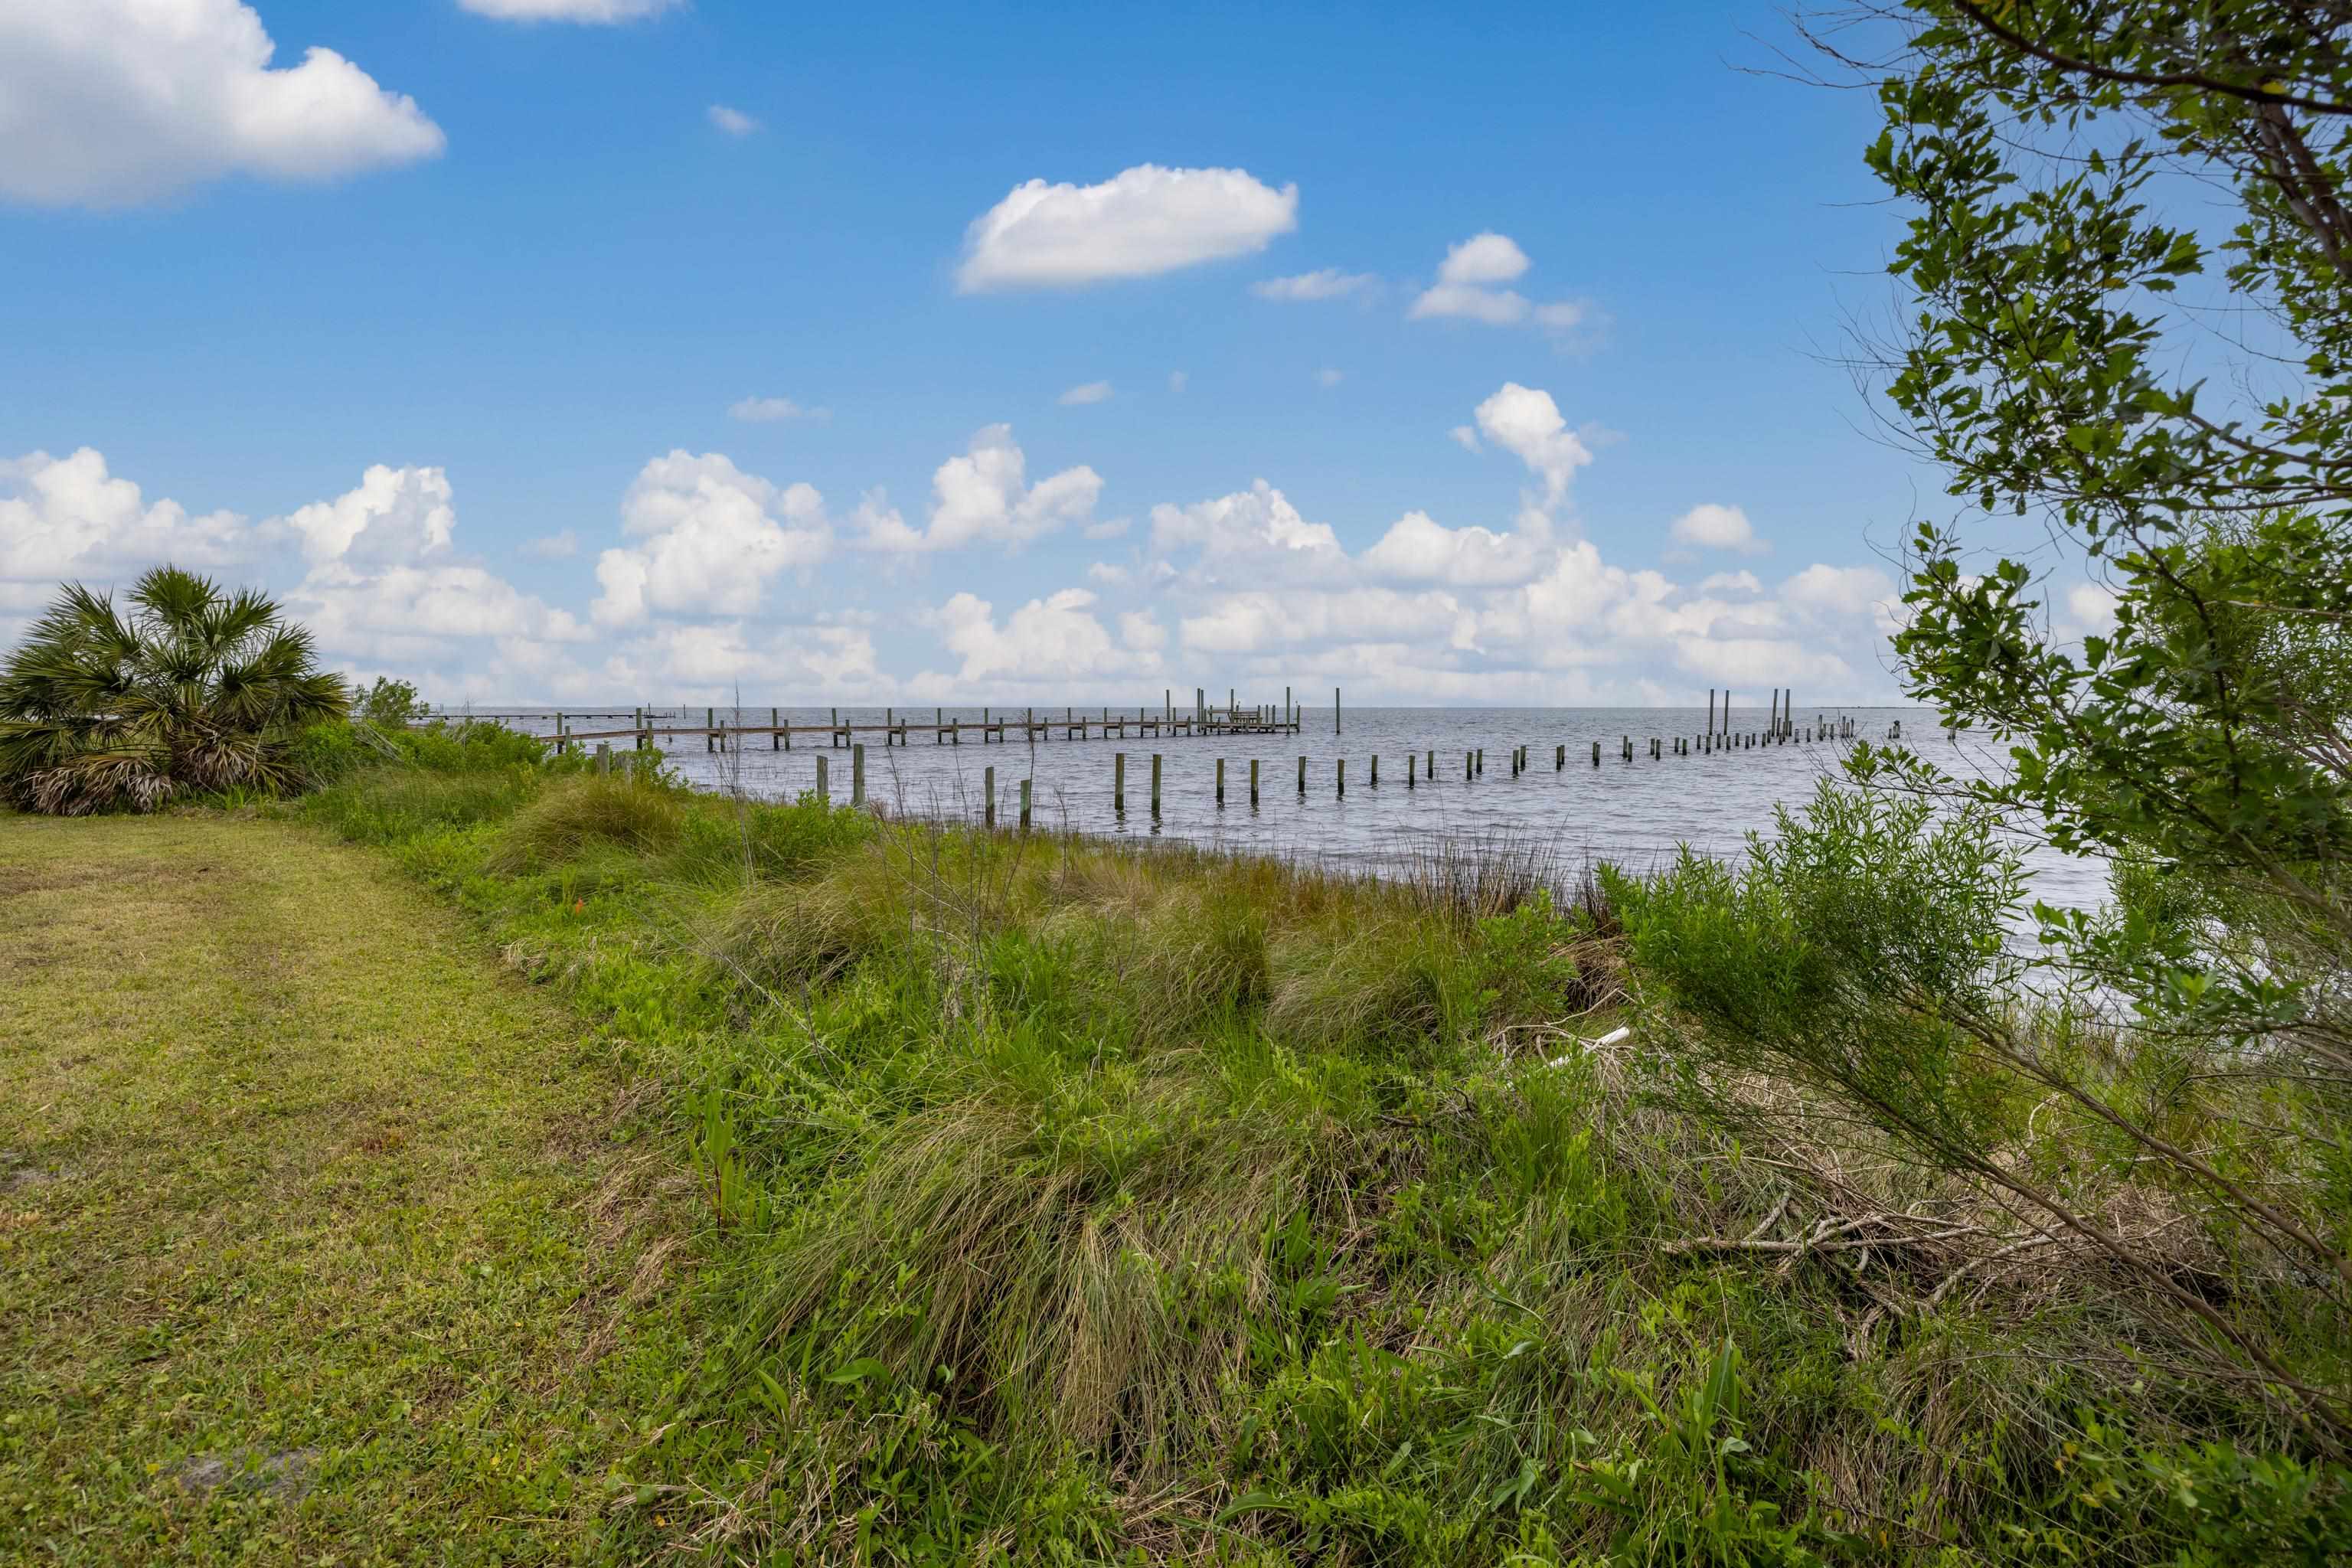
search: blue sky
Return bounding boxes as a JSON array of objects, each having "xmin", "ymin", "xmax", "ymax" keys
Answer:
[{"xmin": 0, "ymin": 0, "xmax": 1935, "ymax": 704}]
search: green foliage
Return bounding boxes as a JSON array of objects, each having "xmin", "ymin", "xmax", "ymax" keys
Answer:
[
  {"xmin": 0, "ymin": 565, "xmax": 348, "ymax": 813},
  {"xmin": 1819, "ymin": 0, "xmax": 2352, "ymax": 1443},
  {"xmin": 488, "ymin": 771, "xmax": 688, "ymax": 873},
  {"xmin": 1865, "ymin": 4, "xmax": 2352, "ymax": 1037},
  {"xmin": 391, "ymin": 717, "xmax": 550, "ymax": 773},
  {"xmin": 276, "ymin": 755, "xmax": 2352, "ymax": 1562},
  {"xmin": 353, "ymin": 675, "xmax": 426, "ymax": 728}
]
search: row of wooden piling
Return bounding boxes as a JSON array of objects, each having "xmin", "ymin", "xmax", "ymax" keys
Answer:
[{"xmin": 650, "ymin": 714, "xmax": 1834, "ymax": 825}]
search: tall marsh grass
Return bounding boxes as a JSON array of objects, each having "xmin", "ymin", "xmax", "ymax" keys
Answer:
[{"xmin": 289, "ymin": 755, "xmax": 2351, "ymax": 1564}]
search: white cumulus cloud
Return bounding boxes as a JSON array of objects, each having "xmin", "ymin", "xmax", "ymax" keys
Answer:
[
  {"xmin": 0, "ymin": 0, "xmax": 445, "ymax": 207},
  {"xmin": 1473, "ymin": 383, "xmax": 1593, "ymax": 511},
  {"xmin": 282, "ymin": 465, "xmax": 455, "ymax": 565},
  {"xmin": 857, "ymin": 426, "xmax": 1102, "ymax": 554},
  {"xmin": 1669, "ymin": 502, "xmax": 1766, "ymax": 555},
  {"xmin": 1409, "ymin": 232, "xmax": 1586, "ymax": 332},
  {"xmin": 1148, "ymin": 480, "xmax": 1348, "ymax": 580},
  {"xmin": 1362, "ymin": 511, "xmax": 1547, "ymax": 588},
  {"xmin": 0, "ymin": 448, "xmax": 249, "ymax": 603},
  {"xmin": 933, "ymin": 588, "xmax": 1138, "ymax": 681},
  {"xmin": 956, "ymin": 164, "xmax": 1298, "ymax": 291},
  {"xmin": 593, "ymin": 451, "xmax": 831, "ymax": 626},
  {"xmin": 707, "ymin": 104, "xmax": 760, "ymax": 136}
]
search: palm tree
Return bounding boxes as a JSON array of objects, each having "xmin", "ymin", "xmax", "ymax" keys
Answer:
[{"xmin": 0, "ymin": 566, "xmax": 350, "ymax": 815}]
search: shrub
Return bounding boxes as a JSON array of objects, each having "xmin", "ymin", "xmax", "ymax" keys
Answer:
[
  {"xmin": 0, "ymin": 566, "xmax": 348, "ymax": 813},
  {"xmin": 488, "ymin": 773, "xmax": 688, "ymax": 873}
]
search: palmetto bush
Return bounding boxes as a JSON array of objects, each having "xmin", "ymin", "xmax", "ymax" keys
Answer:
[{"xmin": 0, "ymin": 566, "xmax": 349, "ymax": 815}]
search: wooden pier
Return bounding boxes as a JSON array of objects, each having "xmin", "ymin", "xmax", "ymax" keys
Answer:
[
  {"xmin": 466, "ymin": 688, "xmax": 1886, "ymax": 789},
  {"xmin": 528, "ymin": 694, "xmax": 1307, "ymax": 753}
]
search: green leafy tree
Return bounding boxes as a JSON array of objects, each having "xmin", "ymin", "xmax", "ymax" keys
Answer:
[
  {"xmin": 0, "ymin": 566, "xmax": 350, "ymax": 815},
  {"xmin": 1614, "ymin": 2, "xmax": 2352, "ymax": 1447},
  {"xmin": 354, "ymin": 675, "xmax": 428, "ymax": 730}
]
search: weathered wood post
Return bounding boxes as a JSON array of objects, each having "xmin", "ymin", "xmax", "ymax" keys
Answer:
[
  {"xmin": 1216, "ymin": 757, "xmax": 1226, "ymax": 805},
  {"xmin": 1407, "ymin": 752, "xmax": 1416, "ymax": 789},
  {"xmin": 1021, "ymin": 777, "xmax": 1033, "ymax": 831},
  {"xmin": 1114, "ymin": 752, "xmax": 1126, "ymax": 814},
  {"xmin": 1370, "ymin": 754, "xmax": 1378, "ymax": 788},
  {"xmin": 704, "ymin": 707, "xmax": 714, "ymax": 753},
  {"xmin": 1250, "ymin": 758, "xmax": 1260, "ymax": 806},
  {"xmin": 1592, "ymin": 740, "xmax": 1601, "ymax": 766},
  {"xmin": 886, "ymin": 707, "xmax": 894, "ymax": 746},
  {"xmin": 831, "ymin": 706, "xmax": 841, "ymax": 746},
  {"xmin": 1475, "ymin": 748, "xmax": 1484, "ymax": 776},
  {"xmin": 851, "ymin": 743, "xmax": 865, "ymax": 807},
  {"xmin": 1296, "ymin": 755, "xmax": 1306, "ymax": 795},
  {"xmin": 595, "ymin": 741, "xmax": 611, "ymax": 773},
  {"xmin": 1151, "ymin": 753, "xmax": 1162, "ymax": 817},
  {"xmin": 1337, "ymin": 757, "xmax": 1345, "ymax": 797},
  {"xmin": 1555, "ymin": 743, "xmax": 1565, "ymax": 770},
  {"xmin": 985, "ymin": 766, "xmax": 996, "ymax": 828},
  {"xmin": 1334, "ymin": 686, "xmax": 1341, "ymax": 736},
  {"xmin": 816, "ymin": 754, "xmax": 830, "ymax": 803},
  {"xmin": 1426, "ymin": 748, "xmax": 1435, "ymax": 778},
  {"xmin": 1465, "ymin": 750, "xmax": 1474, "ymax": 781},
  {"xmin": 635, "ymin": 706, "xmax": 648, "ymax": 751}
]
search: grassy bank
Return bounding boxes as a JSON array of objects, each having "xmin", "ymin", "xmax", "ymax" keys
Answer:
[
  {"xmin": 0, "ymin": 812, "xmax": 691, "ymax": 1564},
  {"xmin": 7, "ymin": 746, "xmax": 2344, "ymax": 1563}
]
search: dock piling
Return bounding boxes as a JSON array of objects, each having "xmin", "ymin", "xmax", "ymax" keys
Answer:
[
  {"xmin": 851, "ymin": 743, "xmax": 865, "ymax": 807},
  {"xmin": 1115, "ymin": 752, "xmax": 1126, "ymax": 814},
  {"xmin": 985, "ymin": 766, "xmax": 995, "ymax": 828},
  {"xmin": 1021, "ymin": 777, "xmax": 1032, "ymax": 831},
  {"xmin": 816, "ymin": 754, "xmax": 829, "ymax": 802}
]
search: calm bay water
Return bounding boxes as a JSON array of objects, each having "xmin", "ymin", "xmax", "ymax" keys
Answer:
[{"xmin": 469, "ymin": 704, "xmax": 2106, "ymax": 910}]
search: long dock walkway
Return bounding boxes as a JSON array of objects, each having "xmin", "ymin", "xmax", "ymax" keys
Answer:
[{"xmin": 550, "ymin": 707, "xmax": 1298, "ymax": 750}]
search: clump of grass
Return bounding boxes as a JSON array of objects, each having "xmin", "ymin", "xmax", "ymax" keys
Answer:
[
  {"xmin": 726, "ymin": 1025, "xmax": 1404, "ymax": 1468},
  {"xmin": 302, "ymin": 764, "xmax": 542, "ymax": 844},
  {"xmin": 1399, "ymin": 828, "xmax": 1571, "ymax": 922},
  {"xmin": 702, "ymin": 841, "xmax": 908, "ymax": 991},
  {"xmin": 1265, "ymin": 912, "xmax": 1468, "ymax": 1056},
  {"xmin": 488, "ymin": 772, "xmax": 686, "ymax": 873}
]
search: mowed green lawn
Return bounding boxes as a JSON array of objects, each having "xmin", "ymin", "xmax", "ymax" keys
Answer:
[{"xmin": 0, "ymin": 813, "xmax": 685, "ymax": 1565}]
